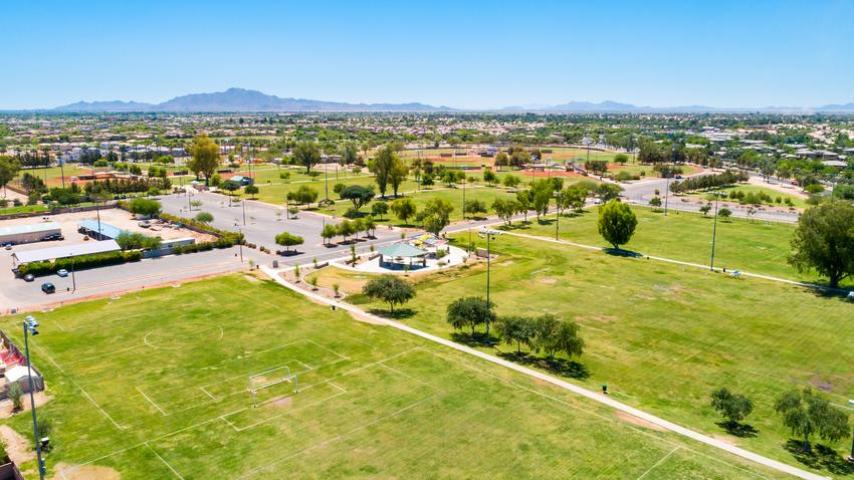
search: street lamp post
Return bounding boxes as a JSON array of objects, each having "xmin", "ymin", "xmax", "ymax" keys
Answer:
[
  {"xmin": 71, "ymin": 254, "xmax": 76, "ymax": 292},
  {"xmin": 478, "ymin": 228, "xmax": 502, "ymax": 306},
  {"xmin": 663, "ymin": 175, "xmax": 671, "ymax": 216},
  {"xmin": 709, "ymin": 192, "xmax": 720, "ymax": 271},
  {"xmin": 242, "ymin": 199, "xmax": 246, "ymax": 226},
  {"xmin": 22, "ymin": 316, "xmax": 46, "ymax": 479}
]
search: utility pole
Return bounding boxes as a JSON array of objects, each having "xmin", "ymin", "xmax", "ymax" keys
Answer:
[{"xmin": 663, "ymin": 176, "xmax": 671, "ymax": 216}]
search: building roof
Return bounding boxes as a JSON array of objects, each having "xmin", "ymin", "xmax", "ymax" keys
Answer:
[
  {"xmin": 12, "ymin": 240, "xmax": 121, "ymax": 264},
  {"xmin": 78, "ymin": 219, "xmax": 127, "ymax": 239},
  {"xmin": 0, "ymin": 222, "xmax": 61, "ymax": 237},
  {"xmin": 378, "ymin": 243, "xmax": 428, "ymax": 258}
]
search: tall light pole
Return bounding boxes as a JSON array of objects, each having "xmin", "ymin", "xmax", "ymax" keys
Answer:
[
  {"xmin": 23, "ymin": 316, "xmax": 46, "ymax": 479},
  {"xmin": 478, "ymin": 228, "xmax": 502, "ymax": 306},
  {"xmin": 663, "ymin": 175, "xmax": 671, "ymax": 217},
  {"xmin": 709, "ymin": 191, "xmax": 721, "ymax": 271}
]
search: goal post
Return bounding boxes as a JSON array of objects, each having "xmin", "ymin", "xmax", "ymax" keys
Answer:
[{"xmin": 248, "ymin": 365, "xmax": 299, "ymax": 407}]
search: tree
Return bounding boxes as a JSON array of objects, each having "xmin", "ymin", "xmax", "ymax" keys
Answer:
[
  {"xmin": 244, "ymin": 184, "xmax": 259, "ymax": 199},
  {"xmin": 495, "ymin": 152, "xmax": 509, "ymax": 169},
  {"xmin": 516, "ymin": 190, "xmax": 532, "ymax": 222},
  {"xmin": 710, "ymin": 388, "xmax": 754, "ymax": 429},
  {"xmin": 483, "ymin": 169, "xmax": 497, "ymax": 186},
  {"xmin": 187, "ymin": 134, "xmax": 220, "ymax": 185},
  {"xmin": 390, "ymin": 197, "xmax": 417, "ymax": 225},
  {"xmin": 128, "ymin": 197, "xmax": 161, "ymax": 217},
  {"xmin": 492, "ymin": 198, "xmax": 520, "ymax": 226},
  {"xmin": 530, "ymin": 180, "xmax": 553, "ymax": 219},
  {"xmin": 417, "ymin": 198, "xmax": 453, "ymax": 235},
  {"xmin": 369, "ymin": 145, "xmax": 400, "ymax": 198},
  {"xmin": 362, "ymin": 215, "xmax": 376, "ymax": 237},
  {"xmin": 598, "ymin": 200, "xmax": 638, "ymax": 249},
  {"xmin": 559, "ymin": 184, "xmax": 588, "ymax": 212},
  {"xmin": 699, "ymin": 203, "xmax": 712, "ymax": 216},
  {"xmin": 337, "ymin": 219, "xmax": 355, "ymax": 242},
  {"xmin": 195, "ymin": 211, "xmax": 214, "ymax": 223},
  {"xmin": 388, "ymin": 157, "xmax": 409, "ymax": 197},
  {"xmin": 614, "ymin": 153, "xmax": 629, "ymax": 165},
  {"xmin": 596, "ymin": 183, "xmax": 623, "ymax": 202},
  {"xmin": 293, "ymin": 141, "xmax": 321, "ymax": 173},
  {"xmin": 0, "ymin": 155, "xmax": 21, "ymax": 198},
  {"xmin": 362, "ymin": 275, "xmax": 415, "ymax": 314},
  {"xmin": 321, "ymin": 224, "xmax": 337, "ymax": 245},
  {"xmin": 649, "ymin": 196, "xmax": 662, "ymax": 208},
  {"xmin": 464, "ymin": 199, "xmax": 487, "ymax": 218},
  {"xmin": 275, "ymin": 232, "xmax": 304, "ymax": 253},
  {"xmin": 502, "ymin": 174, "xmax": 521, "ymax": 189},
  {"xmin": 775, "ymin": 388, "xmax": 851, "ymax": 451},
  {"xmin": 340, "ymin": 185, "xmax": 375, "ymax": 211},
  {"xmin": 371, "ymin": 201, "xmax": 389, "ymax": 220},
  {"xmin": 718, "ymin": 207, "xmax": 732, "ymax": 219},
  {"xmin": 585, "ymin": 160, "xmax": 609, "ymax": 177},
  {"xmin": 788, "ymin": 200, "xmax": 854, "ymax": 288},
  {"xmin": 547, "ymin": 321, "xmax": 584, "ymax": 359},
  {"xmin": 341, "ymin": 142, "xmax": 359, "ymax": 165},
  {"xmin": 496, "ymin": 316, "xmax": 536, "ymax": 353},
  {"xmin": 286, "ymin": 185, "xmax": 319, "ymax": 206},
  {"xmin": 446, "ymin": 296, "xmax": 496, "ymax": 335}
]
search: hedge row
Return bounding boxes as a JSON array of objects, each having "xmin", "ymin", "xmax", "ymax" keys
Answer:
[
  {"xmin": 172, "ymin": 236, "xmax": 238, "ymax": 254},
  {"xmin": 17, "ymin": 250, "xmax": 142, "ymax": 277},
  {"xmin": 158, "ymin": 213, "xmax": 244, "ymax": 245}
]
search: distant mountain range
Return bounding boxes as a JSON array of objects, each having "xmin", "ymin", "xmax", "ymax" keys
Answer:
[
  {"xmin": 52, "ymin": 88, "xmax": 454, "ymax": 113},
  {"xmin": 40, "ymin": 88, "xmax": 854, "ymax": 113}
]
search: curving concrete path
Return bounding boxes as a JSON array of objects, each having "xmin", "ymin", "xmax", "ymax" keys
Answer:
[{"xmin": 260, "ymin": 264, "xmax": 829, "ymax": 480}]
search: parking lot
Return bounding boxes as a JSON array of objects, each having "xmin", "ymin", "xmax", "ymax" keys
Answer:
[{"xmin": 158, "ymin": 191, "xmax": 402, "ymax": 258}]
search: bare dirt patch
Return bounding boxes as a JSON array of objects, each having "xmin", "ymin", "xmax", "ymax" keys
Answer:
[
  {"xmin": 53, "ymin": 463, "xmax": 121, "ymax": 480},
  {"xmin": 537, "ymin": 277, "xmax": 557, "ymax": 285},
  {"xmin": 0, "ymin": 391, "xmax": 52, "ymax": 419},
  {"xmin": 269, "ymin": 396, "xmax": 294, "ymax": 408},
  {"xmin": 615, "ymin": 411, "xmax": 666, "ymax": 431},
  {"xmin": 0, "ymin": 425, "xmax": 34, "ymax": 464},
  {"xmin": 712, "ymin": 434, "xmax": 738, "ymax": 446}
]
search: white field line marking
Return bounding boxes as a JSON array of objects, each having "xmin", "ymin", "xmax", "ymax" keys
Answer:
[
  {"xmin": 231, "ymin": 389, "xmax": 349, "ymax": 433},
  {"xmin": 24, "ymin": 340, "xmax": 127, "ymax": 431},
  {"xmin": 237, "ymin": 394, "xmax": 436, "ymax": 479},
  {"xmin": 262, "ymin": 266, "xmax": 828, "ymax": 480},
  {"xmin": 304, "ymin": 339, "xmax": 351, "ymax": 361},
  {"xmin": 137, "ymin": 386, "xmax": 167, "ymax": 416},
  {"xmin": 146, "ymin": 442, "xmax": 185, "ymax": 480},
  {"xmin": 637, "ymin": 447, "xmax": 680, "ymax": 480},
  {"xmin": 200, "ymin": 386, "xmax": 217, "ymax": 401}
]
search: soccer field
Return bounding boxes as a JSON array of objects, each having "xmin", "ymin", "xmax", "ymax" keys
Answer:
[{"xmin": 1, "ymin": 275, "xmax": 781, "ymax": 479}]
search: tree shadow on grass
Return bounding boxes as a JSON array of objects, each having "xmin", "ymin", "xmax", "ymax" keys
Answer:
[
  {"xmin": 367, "ymin": 308, "xmax": 415, "ymax": 320},
  {"xmin": 715, "ymin": 421, "xmax": 758, "ymax": 438},
  {"xmin": 450, "ymin": 331, "xmax": 500, "ymax": 347},
  {"xmin": 496, "ymin": 351, "xmax": 590, "ymax": 380},
  {"xmin": 602, "ymin": 247, "xmax": 643, "ymax": 258},
  {"xmin": 784, "ymin": 440, "xmax": 854, "ymax": 475},
  {"xmin": 497, "ymin": 221, "xmax": 532, "ymax": 232}
]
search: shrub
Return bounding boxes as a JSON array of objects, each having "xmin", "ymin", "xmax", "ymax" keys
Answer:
[{"xmin": 16, "ymin": 250, "xmax": 142, "ymax": 277}]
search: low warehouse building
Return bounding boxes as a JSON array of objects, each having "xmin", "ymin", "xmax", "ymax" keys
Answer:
[
  {"xmin": 11, "ymin": 240, "xmax": 121, "ymax": 267},
  {"xmin": 0, "ymin": 222, "xmax": 62, "ymax": 245},
  {"xmin": 77, "ymin": 219, "xmax": 127, "ymax": 241}
]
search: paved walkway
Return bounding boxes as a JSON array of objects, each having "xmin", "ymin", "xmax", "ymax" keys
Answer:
[{"xmin": 260, "ymin": 264, "xmax": 828, "ymax": 480}]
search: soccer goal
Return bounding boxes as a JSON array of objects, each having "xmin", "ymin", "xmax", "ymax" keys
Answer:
[{"xmin": 248, "ymin": 365, "xmax": 299, "ymax": 408}]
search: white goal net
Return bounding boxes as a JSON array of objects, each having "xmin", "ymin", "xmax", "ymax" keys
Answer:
[{"xmin": 248, "ymin": 365, "xmax": 299, "ymax": 407}]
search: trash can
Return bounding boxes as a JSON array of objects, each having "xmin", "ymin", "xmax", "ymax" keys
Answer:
[{"xmin": 272, "ymin": 260, "xmax": 279, "ymax": 268}]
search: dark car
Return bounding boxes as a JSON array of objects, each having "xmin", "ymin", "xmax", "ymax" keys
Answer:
[{"xmin": 41, "ymin": 282, "xmax": 56, "ymax": 294}]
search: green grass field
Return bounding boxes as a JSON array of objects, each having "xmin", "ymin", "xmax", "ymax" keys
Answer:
[
  {"xmin": 0, "ymin": 275, "xmax": 782, "ymax": 479},
  {"xmin": 321, "ymin": 234, "xmax": 853, "ymax": 476},
  {"xmin": 514, "ymin": 205, "xmax": 846, "ymax": 286}
]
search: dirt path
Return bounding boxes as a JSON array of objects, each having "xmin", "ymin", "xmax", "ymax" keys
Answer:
[{"xmin": 0, "ymin": 425, "xmax": 35, "ymax": 464}]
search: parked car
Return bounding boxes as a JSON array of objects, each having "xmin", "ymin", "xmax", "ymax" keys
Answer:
[
  {"xmin": 57, "ymin": 269, "xmax": 69, "ymax": 278},
  {"xmin": 43, "ymin": 234, "xmax": 64, "ymax": 241},
  {"xmin": 138, "ymin": 220, "xmax": 151, "ymax": 228},
  {"xmin": 23, "ymin": 274, "xmax": 35, "ymax": 282},
  {"xmin": 3, "ymin": 243, "xmax": 12, "ymax": 250},
  {"xmin": 41, "ymin": 282, "xmax": 56, "ymax": 294}
]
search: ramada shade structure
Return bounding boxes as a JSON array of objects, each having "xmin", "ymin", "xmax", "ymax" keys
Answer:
[{"xmin": 377, "ymin": 243, "xmax": 428, "ymax": 269}]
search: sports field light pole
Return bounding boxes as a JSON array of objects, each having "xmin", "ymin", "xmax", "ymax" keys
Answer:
[
  {"xmin": 478, "ymin": 228, "xmax": 502, "ymax": 306},
  {"xmin": 22, "ymin": 316, "xmax": 46, "ymax": 479},
  {"xmin": 709, "ymin": 191, "xmax": 721, "ymax": 271}
]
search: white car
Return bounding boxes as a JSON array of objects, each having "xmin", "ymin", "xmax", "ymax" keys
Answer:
[{"xmin": 57, "ymin": 269, "xmax": 69, "ymax": 277}]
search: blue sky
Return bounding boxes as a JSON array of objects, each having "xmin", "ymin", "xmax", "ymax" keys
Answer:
[{"xmin": 1, "ymin": 0, "xmax": 852, "ymax": 109}]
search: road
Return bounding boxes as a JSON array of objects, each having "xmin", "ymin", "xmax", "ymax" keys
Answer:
[{"xmin": 619, "ymin": 174, "xmax": 801, "ymax": 224}]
